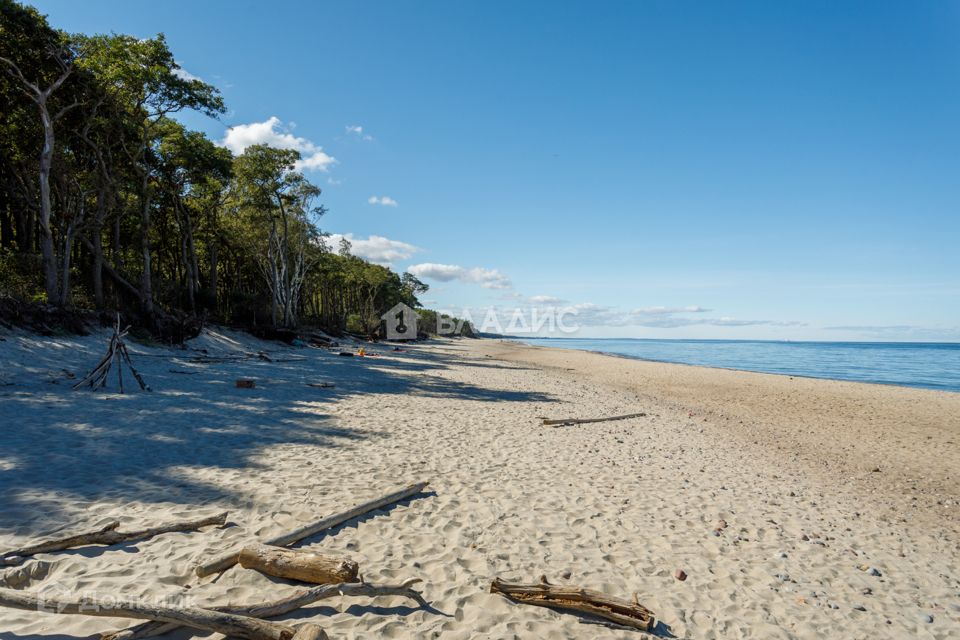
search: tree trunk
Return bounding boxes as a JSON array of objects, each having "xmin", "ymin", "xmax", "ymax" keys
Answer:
[
  {"xmin": 38, "ymin": 105, "xmax": 59, "ymax": 304},
  {"xmin": 238, "ymin": 545, "xmax": 358, "ymax": 584},
  {"xmin": 139, "ymin": 171, "xmax": 154, "ymax": 320}
]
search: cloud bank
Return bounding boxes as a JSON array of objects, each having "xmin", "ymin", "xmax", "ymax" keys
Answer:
[
  {"xmin": 221, "ymin": 117, "xmax": 337, "ymax": 172},
  {"xmin": 408, "ymin": 263, "xmax": 512, "ymax": 290},
  {"xmin": 325, "ymin": 233, "xmax": 420, "ymax": 266}
]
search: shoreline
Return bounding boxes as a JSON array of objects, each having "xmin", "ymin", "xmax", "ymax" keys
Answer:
[
  {"xmin": 503, "ymin": 336, "xmax": 960, "ymax": 394},
  {"xmin": 1, "ymin": 329, "xmax": 957, "ymax": 638}
]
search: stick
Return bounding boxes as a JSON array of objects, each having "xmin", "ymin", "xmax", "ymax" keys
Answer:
[
  {"xmin": 195, "ymin": 481, "xmax": 429, "ymax": 577},
  {"xmin": 238, "ymin": 544, "xmax": 359, "ymax": 584},
  {"xmin": 541, "ymin": 412, "xmax": 647, "ymax": 427},
  {"xmin": 0, "ymin": 587, "xmax": 296, "ymax": 640},
  {"xmin": 490, "ymin": 575, "xmax": 655, "ymax": 631},
  {"xmin": 103, "ymin": 578, "xmax": 426, "ymax": 640},
  {"xmin": 1, "ymin": 513, "xmax": 227, "ymax": 565}
]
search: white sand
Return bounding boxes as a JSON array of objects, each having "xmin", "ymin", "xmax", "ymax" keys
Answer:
[{"xmin": 0, "ymin": 330, "xmax": 957, "ymax": 639}]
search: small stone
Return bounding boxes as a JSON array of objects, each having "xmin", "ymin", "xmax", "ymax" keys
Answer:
[
  {"xmin": 866, "ymin": 567, "xmax": 882, "ymax": 577},
  {"xmin": 853, "ymin": 604, "xmax": 867, "ymax": 611},
  {"xmin": 862, "ymin": 587, "xmax": 872, "ymax": 595},
  {"xmin": 714, "ymin": 519, "xmax": 728, "ymax": 531},
  {"xmin": 921, "ymin": 614, "xmax": 934, "ymax": 624},
  {"xmin": 830, "ymin": 603, "xmax": 840, "ymax": 610},
  {"xmin": 800, "ymin": 534, "xmax": 809, "ymax": 541},
  {"xmin": 560, "ymin": 570, "xmax": 571, "ymax": 579},
  {"xmin": 674, "ymin": 569, "xmax": 687, "ymax": 581},
  {"xmin": 776, "ymin": 573, "xmax": 790, "ymax": 582}
]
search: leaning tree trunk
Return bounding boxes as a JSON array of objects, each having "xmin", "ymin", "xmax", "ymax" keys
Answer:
[
  {"xmin": 38, "ymin": 106, "xmax": 59, "ymax": 304},
  {"xmin": 138, "ymin": 171, "xmax": 154, "ymax": 321}
]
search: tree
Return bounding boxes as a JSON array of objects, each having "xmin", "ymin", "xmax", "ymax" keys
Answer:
[
  {"xmin": 79, "ymin": 32, "xmax": 224, "ymax": 322},
  {"xmin": 0, "ymin": 0, "xmax": 81, "ymax": 304},
  {"xmin": 231, "ymin": 145, "xmax": 325, "ymax": 328}
]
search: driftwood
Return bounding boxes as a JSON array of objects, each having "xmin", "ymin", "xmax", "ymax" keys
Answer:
[
  {"xmin": 541, "ymin": 412, "xmax": 647, "ymax": 427},
  {"xmin": 238, "ymin": 544, "xmax": 358, "ymax": 584},
  {"xmin": 196, "ymin": 481, "xmax": 429, "ymax": 577},
  {"xmin": 1, "ymin": 513, "xmax": 227, "ymax": 566},
  {"xmin": 0, "ymin": 587, "xmax": 299, "ymax": 640},
  {"xmin": 73, "ymin": 314, "xmax": 150, "ymax": 393},
  {"xmin": 104, "ymin": 578, "xmax": 426, "ymax": 640},
  {"xmin": 490, "ymin": 576, "xmax": 655, "ymax": 631},
  {"xmin": 292, "ymin": 626, "xmax": 327, "ymax": 640},
  {"xmin": 306, "ymin": 382, "xmax": 335, "ymax": 388}
]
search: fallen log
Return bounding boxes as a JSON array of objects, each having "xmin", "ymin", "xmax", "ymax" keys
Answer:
[
  {"xmin": 104, "ymin": 578, "xmax": 426, "ymax": 640},
  {"xmin": 238, "ymin": 544, "xmax": 358, "ymax": 584},
  {"xmin": 1, "ymin": 513, "xmax": 227, "ymax": 566},
  {"xmin": 541, "ymin": 412, "xmax": 647, "ymax": 427},
  {"xmin": 195, "ymin": 481, "xmax": 429, "ymax": 577},
  {"xmin": 292, "ymin": 625, "xmax": 328, "ymax": 640},
  {"xmin": 490, "ymin": 576, "xmax": 655, "ymax": 631},
  {"xmin": 0, "ymin": 587, "xmax": 296, "ymax": 640}
]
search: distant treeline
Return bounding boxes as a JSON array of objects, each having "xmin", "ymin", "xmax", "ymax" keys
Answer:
[{"xmin": 0, "ymin": 1, "xmax": 474, "ymax": 340}]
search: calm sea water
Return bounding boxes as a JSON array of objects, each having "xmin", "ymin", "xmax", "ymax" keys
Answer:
[{"xmin": 512, "ymin": 338, "xmax": 960, "ymax": 392}]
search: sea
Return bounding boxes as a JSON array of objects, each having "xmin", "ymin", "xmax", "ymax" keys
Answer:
[{"xmin": 510, "ymin": 337, "xmax": 960, "ymax": 393}]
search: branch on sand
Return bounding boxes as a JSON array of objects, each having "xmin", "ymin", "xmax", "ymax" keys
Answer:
[
  {"xmin": 195, "ymin": 481, "xmax": 429, "ymax": 577},
  {"xmin": 540, "ymin": 412, "xmax": 647, "ymax": 427},
  {"xmin": 490, "ymin": 575, "xmax": 655, "ymax": 631},
  {"xmin": 1, "ymin": 513, "xmax": 227, "ymax": 566},
  {"xmin": 103, "ymin": 578, "xmax": 427, "ymax": 640},
  {"xmin": 0, "ymin": 587, "xmax": 324, "ymax": 640}
]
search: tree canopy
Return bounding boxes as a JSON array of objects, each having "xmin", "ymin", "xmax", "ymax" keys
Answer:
[{"xmin": 0, "ymin": 0, "xmax": 473, "ymax": 339}]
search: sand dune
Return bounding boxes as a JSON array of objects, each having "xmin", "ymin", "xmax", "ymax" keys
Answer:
[{"xmin": 0, "ymin": 331, "xmax": 957, "ymax": 638}]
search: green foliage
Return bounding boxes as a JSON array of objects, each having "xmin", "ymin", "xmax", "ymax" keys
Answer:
[{"xmin": 0, "ymin": 1, "xmax": 426, "ymax": 336}]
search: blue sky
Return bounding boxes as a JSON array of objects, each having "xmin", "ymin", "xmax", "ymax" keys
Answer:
[{"xmin": 33, "ymin": 0, "xmax": 960, "ymax": 340}]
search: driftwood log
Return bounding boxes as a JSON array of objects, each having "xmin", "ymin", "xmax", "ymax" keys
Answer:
[
  {"xmin": 541, "ymin": 412, "xmax": 647, "ymax": 427},
  {"xmin": 104, "ymin": 578, "xmax": 427, "ymax": 640},
  {"xmin": 0, "ymin": 587, "xmax": 302, "ymax": 640},
  {"xmin": 1, "ymin": 512, "xmax": 227, "ymax": 566},
  {"xmin": 238, "ymin": 544, "xmax": 358, "ymax": 584},
  {"xmin": 195, "ymin": 481, "xmax": 429, "ymax": 577},
  {"xmin": 292, "ymin": 626, "xmax": 327, "ymax": 640},
  {"xmin": 490, "ymin": 576, "xmax": 655, "ymax": 631}
]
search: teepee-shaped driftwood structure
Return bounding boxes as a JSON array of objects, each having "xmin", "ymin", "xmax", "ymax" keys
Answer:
[{"xmin": 72, "ymin": 314, "xmax": 150, "ymax": 393}]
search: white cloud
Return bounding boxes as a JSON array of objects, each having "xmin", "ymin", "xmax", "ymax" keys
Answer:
[
  {"xmin": 346, "ymin": 125, "xmax": 374, "ymax": 141},
  {"xmin": 173, "ymin": 64, "xmax": 203, "ymax": 82},
  {"xmin": 367, "ymin": 195, "xmax": 399, "ymax": 207},
  {"xmin": 221, "ymin": 116, "xmax": 337, "ymax": 172},
  {"xmin": 325, "ymin": 233, "xmax": 420, "ymax": 266},
  {"xmin": 529, "ymin": 295, "xmax": 566, "ymax": 304},
  {"xmin": 631, "ymin": 305, "xmax": 710, "ymax": 314},
  {"xmin": 408, "ymin": 263, "xmax": 512, "ymax": 290}
]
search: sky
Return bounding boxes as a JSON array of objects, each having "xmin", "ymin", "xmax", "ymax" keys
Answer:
[{"xmin": 30, "ymin": 0, "xmax": 960, "ymax": 341}]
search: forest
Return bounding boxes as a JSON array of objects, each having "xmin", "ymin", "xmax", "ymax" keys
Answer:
[{"xmin": 0, "ymin": 1, "xmax": 470, "ymax": 341}]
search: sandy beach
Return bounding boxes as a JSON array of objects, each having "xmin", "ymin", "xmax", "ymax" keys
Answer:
[{"xmin": 1, "ymin": 330, "xmax": 958, "ymax": 639}]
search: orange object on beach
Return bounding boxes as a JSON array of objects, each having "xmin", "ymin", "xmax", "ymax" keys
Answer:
[{"xmin": 358, "ymin": 347, "xmax": 366, "ymax": 357}]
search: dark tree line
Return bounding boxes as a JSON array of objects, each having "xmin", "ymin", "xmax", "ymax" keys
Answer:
[{"xmin": 0, "ymin": 1, "xmax": 452, "ymax": 339}]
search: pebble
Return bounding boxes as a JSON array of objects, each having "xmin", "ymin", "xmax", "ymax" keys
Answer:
[
  {"xmin": 866, "ymin": 567, "xmax": 882, "ymax": 577},
  {"xmin": 921, "ymin": 614, "xmax": 934, "ymax": 624},
  {"xmin": 674, "ymin": 569, "xmax": 687, "ymax": 581},
  {"xmin": 560, "ymin": 570, "xmax": 571, "ymax": 579},
  {"xmin": 862, "ymin": 587, "xmax": 872, "ymax": 595},
  {"xmin": 853, "ymin": 604, "xmax": 867, "ymax": 611},
  {"xmin": 714, "ymin": 519, "xmax": 728, "ymax": 531},
  {"xmin": 775, "ymin": 573, "xmax": 790, "ymax": 582}
]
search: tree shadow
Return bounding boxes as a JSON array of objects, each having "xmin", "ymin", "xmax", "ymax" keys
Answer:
[{"xmin": 0, "ymin": 332, "xmax": 556, "ymax": 538}]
